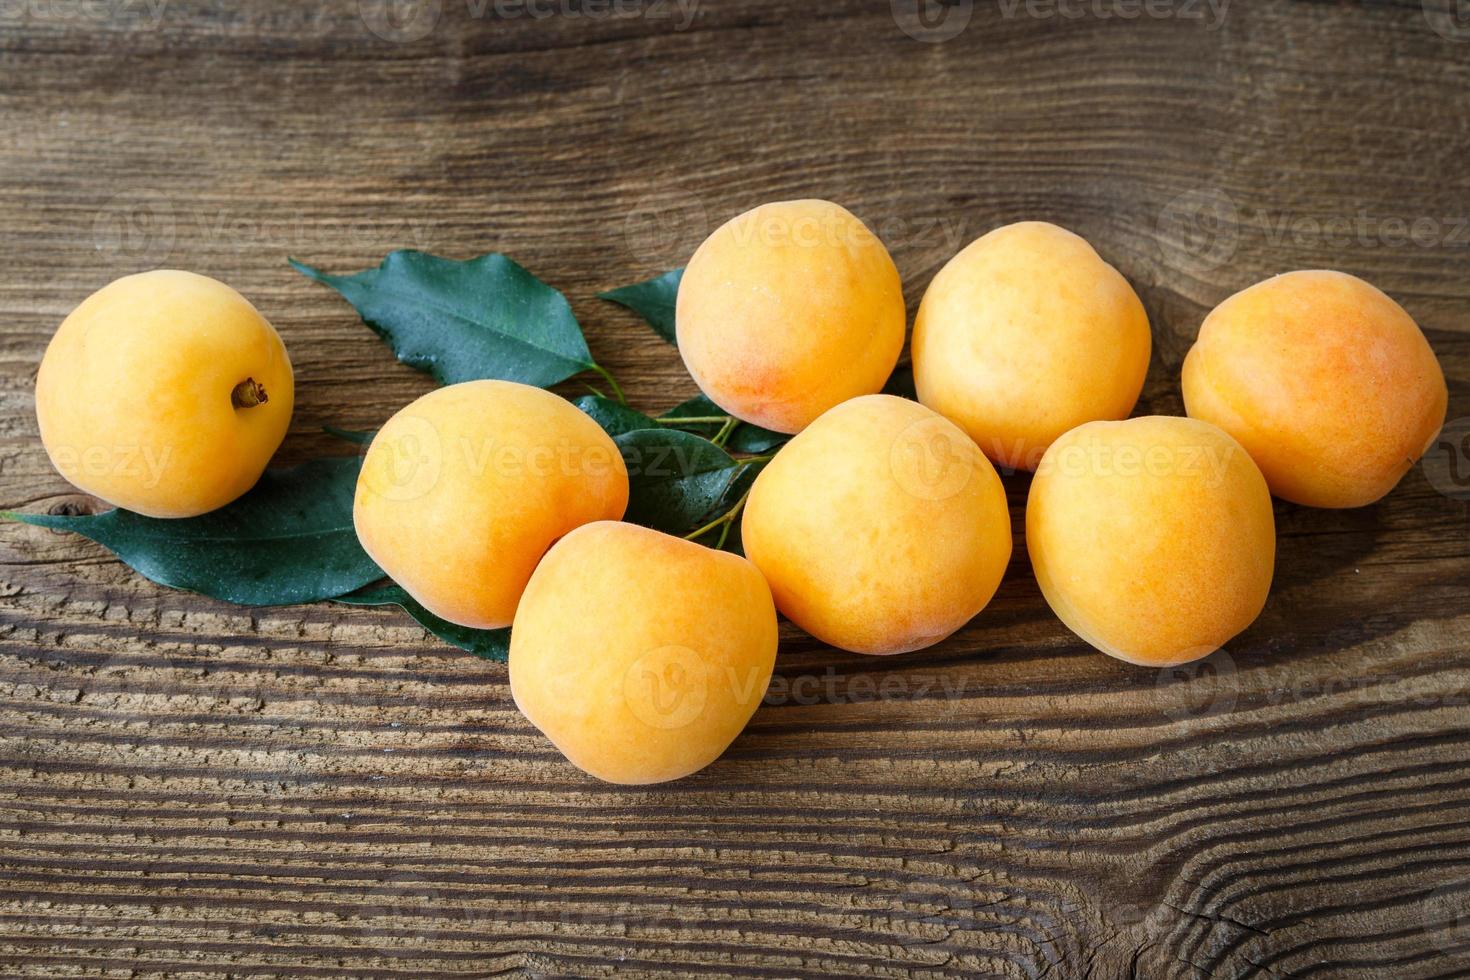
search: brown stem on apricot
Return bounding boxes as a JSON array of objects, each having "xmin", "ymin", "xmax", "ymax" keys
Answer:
[{"xmin": 231, "ymin": 378, "xmax": 269, "ymax": 409}]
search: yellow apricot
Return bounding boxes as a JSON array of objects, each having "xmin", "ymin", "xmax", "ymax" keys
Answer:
[
  {"xmin": 913, "ymin": 222, "xmax": 1151, "ymax": 471},
  {"xmin": 354, "ymin": 381, "xmax": 628, "ymax": 630},
  {"xmin": 1182, "ymin": 270, "xmax": 1447, "ymax": 509},
  {"xmin": 1026, "ymin": 416, "xmax": 1275, "ymax": 667},
  {"xmin": 510, "ymin": 521, "xmax": 777, "ymax": 785},
  {"xmin": 676, "ymin": 199, "xmax": 905, "ymax": 434},
  {"xmin": 36, "ymin": 270, "xmax": 293, "ymax": 518},
  {"xmin": 741, "ymin": 395, "xmax": 1012, "ymax": 656}
]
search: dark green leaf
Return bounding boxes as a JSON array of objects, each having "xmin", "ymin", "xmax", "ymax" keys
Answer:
[
  {"xmin": 707, "ymin": 459, "xmax": 767, "ymax": 556},
  {"xmin": 572, "ymin": 395, "xmax": 659, "ymax": 438},
  {"xmin": 292, "ymin": 251, "xmax": 595, "ymax": 387},
  {"xmin": 728, "ymin": 424, "xmax": 789, "ymax": 455},
  {"xmin": 3, "ymin": 458, "xmax": 381, "ymax": 606},
  {"xmin": 599, "ymin": 268, "xmax": 681, "ymax": 346},
  {"xmin": 659, "ymin": 395, "xmax": 789, "ymax": 455},
  {"xmin": 615, "ymin": 428, "xmax": 740, "ymax": 535},
  {"xmin": 323, "ymin": 425, "xmax": 375, "ymax": 446},
  {"xmin": 336, "ymin": 583, "xmax": 509, "ymax": 662},
  {"xmin": 658, "ymin": 394, "xmax": 723, "ymax": 438}
]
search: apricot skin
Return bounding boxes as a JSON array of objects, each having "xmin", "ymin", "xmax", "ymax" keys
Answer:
[
  {"xmin": 912, "ymin": 222, "xmax": 1151, "ymax": 472},
  {"xmin": 1026, "ymin": 416, "xmax": 1275, "ymax": 668},
  {"xmin": 741, "ymin": 395, "xmax": 1012, "ymax": 656},
  {"xmin": 354, "ymin": 381, "xmax": 628, "ymax": 630},
  {"xmin": 1182, "ymin": 270, "xmax": 1447, "ymax": 509},
  {"xmin": 510, "ymin": 521, "xmax": 778, "ymax": 785},
  {"xmin": 676, "ymin": 199, "xmax": 906, "ymax": 434},
  {"xmin": 36, "ymin": 270, "xmax": 294, "ymax": 519}
]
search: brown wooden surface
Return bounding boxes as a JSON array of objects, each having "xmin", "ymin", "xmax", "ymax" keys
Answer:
[{"xmin": 2, "ymin": 2, "xmax": 1469, "ymax": 977}]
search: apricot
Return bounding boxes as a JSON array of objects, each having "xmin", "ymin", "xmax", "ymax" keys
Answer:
[
  {"xmin": 741, "ymin": 395, "xmax": 1012, "ymax": 656},
  {"xmin": 1182, "ymin": 270, "xmax": 1447, "ymax": 509},
  {"xmin": 1026, "ymin": 416, "xmax": 1275, "ymax": 667},
  {"xmin": 354, "ymin": 381, "xmax": 627, "ymax": 630},
  {"xmin": 676, "ymin": 199, "xmax": 905, "ymax": 434},
  {"xmin": 35, "ymin": 270, "xmax": 293, "ymax": 518},
  {"xmin": 912, "ymin": 222, "xmax": 1151, "ymax": 471},
  {"xmin": 510, "ymin": 521, "xmax": 777, "ymax": 785}
]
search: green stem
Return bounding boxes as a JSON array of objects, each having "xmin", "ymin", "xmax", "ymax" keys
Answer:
[
  {"xmin": 736, "ymin": 453, "xmax": 775, "ymax": 467},
  {"xmin": 654, "ymin": 415, "xmax": 730, "ymax": 426},
  {"xmin": 683, "ymin": 485, "xmax": 754, "ymax": 544},
  {"xmin": 589, "ymin": 363, "xmax": 627, "ymax": 405},
  {"xmin": 711, "ymin": 417, "xmax": 738, "ymax": 447}
]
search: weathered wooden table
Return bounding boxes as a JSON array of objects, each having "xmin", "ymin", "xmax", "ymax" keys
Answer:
[{"xmin": 2, "ymin": 2, "xmax": 1468, "ymax": 976}]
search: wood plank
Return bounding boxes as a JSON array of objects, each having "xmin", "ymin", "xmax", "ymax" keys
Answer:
[{"xmin": 1, "ymin": 1, "xmax": 1468, "ymax": 975}]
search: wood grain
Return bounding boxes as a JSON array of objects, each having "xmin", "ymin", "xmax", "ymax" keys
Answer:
[{"xmin": 2, "ymin": 1, "xmax": 1469, "ymax": 976}]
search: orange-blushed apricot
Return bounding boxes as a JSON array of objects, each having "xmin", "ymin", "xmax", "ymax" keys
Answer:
[
  {"xmin": 1182, "ymin": 270, "xmax": 1447, "ymax": 508},
  {"xmin": 354, "ymin": 380, "xmax": 628, "ymax": 630},
  {"xmin": 741, "ymin": 394, "xmax": 1012, "ymax": 656},
  {"xmin": 676, "ymin": 199, "xmax": 906, "ymax": 434},
  {"xmin": 913, "ymin": 221, "xmax": 1151, "ymax": 471},
  {"xmin": 510, "ymin": 521, "xmax": 778, "ymax": 785},
  {"xmin": 1026, "ymin": 416, "xmax": 1275, "ymax": 667}
]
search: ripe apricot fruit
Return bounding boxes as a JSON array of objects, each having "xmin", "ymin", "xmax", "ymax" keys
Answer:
[
  {"xmin": 1182, "ymin": 270, "xmax": 1447, "ymax": 509},
  {"xmin": 36, "ymin": 270, "xmax": 293, "ymax": 518},
  {"xmin": 913, "ymin": 222, "xmax": 1151, "ymax": 472},
  {"xmin": 742, "ymin": 395, "xmax": 1012, "ymax": 656},
  {"xmin": 354, "ymin": 380, "xmax": 627, "ymax": 630},
  {"xmin": 510, "ymin": 521, "xmax": 778, "ymax": 785},
  {"xmin": 676, "ymin": 199, "xmax": 905, "ymax": 434},
  {"xmin": 1026, "ymin": 416, "xmax": 1275, "ymax": 667}
]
